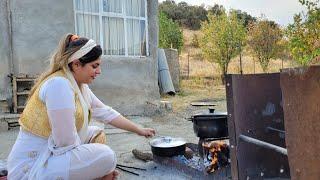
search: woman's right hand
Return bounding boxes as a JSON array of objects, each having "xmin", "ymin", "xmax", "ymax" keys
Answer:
[{"xmin": 137, "ymin": 127, "xmax": 156, "ymax": 138}]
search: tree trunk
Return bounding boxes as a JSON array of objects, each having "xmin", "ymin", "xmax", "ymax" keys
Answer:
[
  {"xmin": 220, "ymin": 66, "xmax": 227, "ymax": 85},
  {"xmin": 221, "ymin": 73, "xmax": 226, "ymax": 85}
]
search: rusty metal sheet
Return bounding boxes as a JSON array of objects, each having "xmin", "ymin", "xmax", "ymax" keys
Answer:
[
  {"xmin": 226, "ymin": 73, "xmax": 290, "ymax": 180},
  {"xmin": 280, "ymin": 66, "xmax": 320, "ymax": 180},
  {"xmin": 225, "ymin": 75, "xmax": 239, "ymax": 180}
]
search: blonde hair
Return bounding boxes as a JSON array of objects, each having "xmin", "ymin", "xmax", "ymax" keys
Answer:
[{"xmin": 28, "ymin": 33, "xmax": 85, "ymax": 100}]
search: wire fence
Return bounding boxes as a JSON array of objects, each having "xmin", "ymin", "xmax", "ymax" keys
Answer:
[{"xmin": 179, "ymin": 51, "xmax": 294, "ymax": 81}]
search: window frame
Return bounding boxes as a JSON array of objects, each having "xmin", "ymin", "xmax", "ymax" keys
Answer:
[{"xmin": 73, "ymin": 0, "xmax": 149, "ymax": 57}]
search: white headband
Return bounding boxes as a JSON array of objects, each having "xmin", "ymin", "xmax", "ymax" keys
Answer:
[{"xmin": 68, "ymin": 39, "xmax": 97, "ymax": 63}]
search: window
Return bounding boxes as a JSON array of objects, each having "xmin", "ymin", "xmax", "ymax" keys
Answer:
[{"xmin": 74, "ymin": 0, "xmax": 148, "ymax": 57}]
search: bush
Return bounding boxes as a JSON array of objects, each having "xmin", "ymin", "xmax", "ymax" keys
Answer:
[
  {"xmin": 191, "ymin": 34, "xmax": 199, "ymax": 47},
  {"xmin": 159, "ymin": 12, "xmax": 184, "ymax": 53}
]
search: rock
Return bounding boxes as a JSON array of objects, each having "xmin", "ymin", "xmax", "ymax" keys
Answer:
[
  {"xmin": 184, "ymin": 147, "xmax": 193, "ymax": 159},
  {"xmin": 0, "ymin": 121, "xmax": 8, "ymax": 132},
  {"xmin": 132, "ymin": 149, "xmax": 153, "ymax": 162}
]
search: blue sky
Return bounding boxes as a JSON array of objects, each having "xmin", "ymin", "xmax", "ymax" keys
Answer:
[{"xmin": 158, "ymin": 0, "xmax": 308, "ymax": 27}]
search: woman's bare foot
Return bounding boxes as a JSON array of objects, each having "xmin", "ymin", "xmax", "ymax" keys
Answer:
[{"xmin": 101, "ymin": 170, "xmax": 119, "ymax": 180}]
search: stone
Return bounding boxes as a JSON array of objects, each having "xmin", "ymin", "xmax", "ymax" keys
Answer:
[
  {"xmin": 184, "ymin": 147, "xmax": 194, "ymax": 159},
  {"xmin": 0, "ymin": 121, "xmax": 8, "ymax": 132},
  {"xmin": 164, "ymin": 101, "xmax": 173, "ymax": 112},
  {"xmin": 132, "ymin": 149, "xmax": 153, "ymax": 162}
]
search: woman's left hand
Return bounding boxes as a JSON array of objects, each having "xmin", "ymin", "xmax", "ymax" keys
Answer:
[{"xmin": 137, "ymin": 128, "xmax": 156, "ymax": 138}]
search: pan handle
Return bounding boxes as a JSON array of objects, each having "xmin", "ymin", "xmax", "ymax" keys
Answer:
[{"xmin": 185, "ymin": 117, "xmax": 193, "ymax": 121}]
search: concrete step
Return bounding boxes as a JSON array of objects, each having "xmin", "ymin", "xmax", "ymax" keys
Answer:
[{"xmin": 0, "ymin": 113, "xmax": 20, "ymax": 132}]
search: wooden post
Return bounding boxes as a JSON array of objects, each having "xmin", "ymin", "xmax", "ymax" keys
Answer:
[
  {"xmin": 239, "ymin": 41, "xmax": 243, "ymax": 74},
  {"xmin": 253, "ymin": 56, "xmax": 255, "ymax": 74},
  {"xmin": 12, "ymin": 76, "xmax": 17, "ymax": 113},
  {"xmin": 239, "ymin": 51, "xmax": 243, "ymax": 74},
  {"xmin": 187, "ymin": 52, "xmax": 190, "ymax": 79}
]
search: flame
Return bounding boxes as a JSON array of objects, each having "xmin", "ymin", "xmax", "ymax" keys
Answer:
[{"xmin": 202, "ymin": 140, "xmax": 229, "ymax": 173}]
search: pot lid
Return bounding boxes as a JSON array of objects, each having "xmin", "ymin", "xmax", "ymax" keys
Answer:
[
  {"xmin": 150, "ymin": 136, "xmax": 186, "ymax": 148},
  {"xmin": 192, "ymin": 111, "xmax": 228, "ymax": 118}
]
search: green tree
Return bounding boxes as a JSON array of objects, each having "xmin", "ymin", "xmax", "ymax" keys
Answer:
[
  {"xmin": 207, "ymin": 4, "xmax": 225, "ymax": 17},
  {"xmin": 159, "ymin": 12, "xmax": 184, "ymax": 53},
  {"xmin": 230, "ymin": 9, "xmax": 257, "ymax": 29},
  {"xmin": 199, "ymin": 12, "xmax": 246, "ymax": 83},
  {"xmin": 159, "ymin": 0, "xmax": 208, "ymax": 29},
  {"xmin": 247, "ymin": 20, "xmax": 283, "ymax": 72},
  {"xmin": 286, "ymin": 0, "xmax": 320, "ymax": 65}
]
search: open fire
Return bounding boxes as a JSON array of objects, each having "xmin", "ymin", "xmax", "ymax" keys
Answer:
[
  {"xmin": 202, "ymin": 140, "xmax": 230, "ymax": 173},
  {"xmin": 152, "ymin": 140, "xmax": 231, "ymax": 179}
]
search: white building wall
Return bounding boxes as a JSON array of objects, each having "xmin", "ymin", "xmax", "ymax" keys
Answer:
[{"xmin": 0, "ymin": 0, "xmax": 160, "ymax": 115}]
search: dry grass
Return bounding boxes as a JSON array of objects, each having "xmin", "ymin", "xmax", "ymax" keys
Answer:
[{"xmin": 163, "ymin": 29, "xmax": 298, "ymax": 112}]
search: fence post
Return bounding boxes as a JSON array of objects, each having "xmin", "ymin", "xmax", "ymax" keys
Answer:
[
  {"xmin": 253, "ymin": 56, "xmax": 255, "ymax": 74},
  {"xmin": 187, "ymin": 51, "xmax": 190, "ymax": 79},
  {"xmin": 239, "ymin": 51, "xmax": 243, "ymax": 74}
]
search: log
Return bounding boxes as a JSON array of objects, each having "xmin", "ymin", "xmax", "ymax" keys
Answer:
[{"xmin": 132, "ymin": 149, "xmax": 153, "ymax": 162}]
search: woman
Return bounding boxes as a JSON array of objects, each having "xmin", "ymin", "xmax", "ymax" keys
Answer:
[{"xmin": 7, "ymin": 34, "xmax": 155, "ymax": 180}]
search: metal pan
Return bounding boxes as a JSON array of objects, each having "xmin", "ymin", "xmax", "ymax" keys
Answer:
[{"xmin": 149, "ymin": 136, "xmax": 186, "ymax": 157}]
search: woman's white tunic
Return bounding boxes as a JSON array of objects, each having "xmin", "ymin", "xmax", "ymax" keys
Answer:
[{"xmin": 7, "ymin": 77, "xmax": 120, "ymax": 180}]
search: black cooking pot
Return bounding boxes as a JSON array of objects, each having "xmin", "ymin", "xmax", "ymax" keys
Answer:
[
  {"xmin": 190, "ymin": 112, "xmax": 228, "ymax": 138},
  {"xmin": 150, "ymin": 137, "xmax": 186, "ymax": 157}
]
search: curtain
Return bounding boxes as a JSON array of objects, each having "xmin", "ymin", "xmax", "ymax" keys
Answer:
[
  {"xmin": 76, "ymin": 14, "xmax": 100, "ymax": 42},
  {"xmin": 103, "ymin": 17, "xmax": 125, "ymax": 55},
  {"xmin": 127, "ymin": 20, "xmax": 146, "ymax": 56},
  {"xmin": 75, "ymin": 0, "xmax": 100, "ymax": 43},
  {"xmin": 125, "ymin": 0, "xmax": 145, "ymax": 17},
  {"xmin": 103, "ymin": 0, "xmax": 122, "ymax": 13},
  {"xmin": 75, "ymin": 0, "xmax": 147, "ymax": 56},
  {"xmin": 126, "ymin": 0, "xmax": 146, "ymax": 56},
  {"xmin": 76, "ymin": 0, "xmax": 99, "ymax": 12}
]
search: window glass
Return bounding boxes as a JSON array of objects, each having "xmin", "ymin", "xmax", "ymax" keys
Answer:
[
  {"xmin": 103, "ymin": 0, "xmax": 122, "ymax": 13},
  {"xmin": 125, "ymin": 0, "xmax": 145, "ymax": 17},
  {"xmin": 75, "ymin": 0, "xmax": 99, "ymax": 13},
  {"xmin": 76, "ymin": 14, "xmax": 100, "ymax": 42},
  {"xmin": 102, "ymin": 17, "xmax": 125, "ymax": 55},
  {"xmin": 75, "ymin": 0, "xmax": 147, "ymax": 56},
  {"xmin": 140, "ymin": 20, "xmax": 146, "ymax": 55},
  {"xmin": 127, "ymin": 20, "xmax": 146, "ymax": 56}
]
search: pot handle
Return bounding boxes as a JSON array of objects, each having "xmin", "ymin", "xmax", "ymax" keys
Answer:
[{"xmin": 185, "ymin": 117, "xmax": 193, "ymax": 121}]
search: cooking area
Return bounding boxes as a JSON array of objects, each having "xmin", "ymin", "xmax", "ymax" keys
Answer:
[
  {"xmin": 114, "ymin": 66, "xmax": 320, "ymax": 180},
  {"xmin": 2, "ymin": 66, "xmax": 320, "ymax": 179},
  {"xmin": 149, "ymin": 108, "xmax": 231, "ymax": 179}
]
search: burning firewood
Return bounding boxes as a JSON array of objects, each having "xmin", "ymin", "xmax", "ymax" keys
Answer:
[{"xmin": 202, "ymin": 141, "xmax": 229, "ymax": 173}]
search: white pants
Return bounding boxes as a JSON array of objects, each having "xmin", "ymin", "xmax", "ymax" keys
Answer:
[
  {"xmin": 69, "ymin": 143, "xmax": 116, "ymax": 180},
  {"xmin": 8, "ymin": 127, "xmax": 116, "ymax": 180}
]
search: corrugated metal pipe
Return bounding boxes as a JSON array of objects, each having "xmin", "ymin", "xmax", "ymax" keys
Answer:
[{"xmin": 158, "ymin": 48, "xmax": 175, "ymax": 95}]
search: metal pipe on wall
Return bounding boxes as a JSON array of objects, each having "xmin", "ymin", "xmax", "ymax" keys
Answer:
[{"xmin": 239, "ymin": 134, "xmax": 288, "ymax": 156}]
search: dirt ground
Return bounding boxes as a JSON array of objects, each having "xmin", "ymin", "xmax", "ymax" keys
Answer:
[{"xmin": 103, "ymin": 88, "xmax": 228, "ymax": 180}]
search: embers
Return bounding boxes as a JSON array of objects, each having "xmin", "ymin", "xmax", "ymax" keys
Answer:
[
  {"xmin": 153, "ymin": 142, "xmax": 231, "ymax": 179},
  {"xmin": 201, "ymin": 140, "xmax": 230, "ymax": 173}
]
